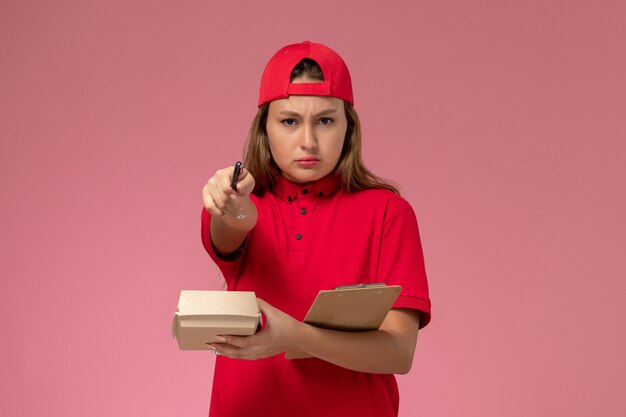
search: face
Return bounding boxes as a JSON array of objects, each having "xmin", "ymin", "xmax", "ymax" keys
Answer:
[{"xmin": 266, "ymin": 93, "xmax": 347, "ymax": 184}]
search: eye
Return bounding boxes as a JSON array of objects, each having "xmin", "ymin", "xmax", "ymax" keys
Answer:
[
  {"xmin": 281, "ymin": 118, "xmax": 297, "ymax": 127},
  {"xmin": 319, "ymin": 117, "xmax": 334, "ymax": 125}
]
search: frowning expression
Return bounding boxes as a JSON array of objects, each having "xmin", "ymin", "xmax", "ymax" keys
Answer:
[{"xmin": 266, "ymin": 94, "xmax": 347, "ymax": 184}]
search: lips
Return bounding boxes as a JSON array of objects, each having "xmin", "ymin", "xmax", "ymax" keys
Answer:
[{"xmin": 295, "ymin": 157, "xmax": 320, "ymax": 167}]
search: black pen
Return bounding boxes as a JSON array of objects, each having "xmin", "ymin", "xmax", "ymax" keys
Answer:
[{"xmin": 230, "ymin": 161, "xmax": 243, "ymax": 191}]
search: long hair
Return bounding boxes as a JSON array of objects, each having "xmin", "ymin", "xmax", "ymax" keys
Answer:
[{"xmin": 243, "ymin": 59, "xmax": 400, "ymax": 196}]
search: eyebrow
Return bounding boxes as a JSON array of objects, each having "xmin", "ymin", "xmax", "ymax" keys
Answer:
[{"xmin": 278, "ymin": 108, "xmax": 338, "ymax": 118}]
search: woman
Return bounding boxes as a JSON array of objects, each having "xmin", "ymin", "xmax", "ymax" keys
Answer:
[{"xmin": 201, "ymin": 41, "xmax": 431, "ymax": 417}]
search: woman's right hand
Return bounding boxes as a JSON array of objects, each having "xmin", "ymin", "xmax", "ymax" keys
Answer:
[
  {"xmin": 203, "ymin": 164, "xmax": 258, "ymax": 249},
  {"xmin": 203, "ymin": 164, "xmax": 255, "ymax": 217}
]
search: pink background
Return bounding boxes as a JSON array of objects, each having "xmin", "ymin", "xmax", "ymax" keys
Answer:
[{"xmin": 1, "ymin": 1, "xmax": 625, "ymax": 416}]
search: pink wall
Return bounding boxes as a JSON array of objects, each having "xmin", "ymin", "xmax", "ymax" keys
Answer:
[{"xmin": 1, "ymin": 1, "xmax": 625, "ymax": 416}]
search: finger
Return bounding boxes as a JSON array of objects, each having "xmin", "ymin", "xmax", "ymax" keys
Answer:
[
  {"xmin": 205, "ymin": 167, "xmax": 237, "ymax": 197},
  {"xmin": 233, "ymin": 168, "xmax": 255, "ymax": 196},
  {"xmin": 210, "ymin": 342, "xmax": 257, "ymax": 360},
  {"xmin": 203, "ymin": 200, "xmax": 225, "ymax": 218},
  {"xmin": 206, "ymin": 193, "xmax": 242, "ymax": 220},
  {"xmin": 216, "ymin": 334, "xmax": 257, "ymax": 349},
  {"xmin": 202, "ymin": 188, "xmax": 225, "ymax": 217},
  {"xmin": 204, "ymin": 190, "xmax": 235, "ymax": 218},
  {"xmin": 203, "ymin": 175, "xmax": 228, "ymax": 205},
  {"xmin": 218, "ymin": 169, "xmax": 238, "ymax": 195},
  {"xmin": 205, "ymin": 176, "xmax": 242, "ymax": 216}
]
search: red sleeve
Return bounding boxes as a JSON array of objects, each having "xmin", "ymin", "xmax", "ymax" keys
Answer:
[{"xmin": 377, "ymin": 198, "xmax": 431, "ymax": 329}]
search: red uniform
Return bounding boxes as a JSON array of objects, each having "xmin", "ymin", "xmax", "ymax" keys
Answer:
[{"xmin": 201, "ymin": 174, "xmax": 431, "ymax": 417}]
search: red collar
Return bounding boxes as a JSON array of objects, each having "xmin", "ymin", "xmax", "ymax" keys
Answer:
[{"xmin": 273, "ymin": 174, "xmax": 341, "ymax": 203}]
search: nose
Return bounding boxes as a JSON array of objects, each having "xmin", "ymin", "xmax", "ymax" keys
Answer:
[{"xmin": 299, "ymin": 123, "xmax": 318, "ymax": 150}]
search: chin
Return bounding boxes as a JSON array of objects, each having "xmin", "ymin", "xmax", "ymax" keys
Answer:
[{"xmin": 285, "ymin": 169, "xmax": 327, "ymax": 184}]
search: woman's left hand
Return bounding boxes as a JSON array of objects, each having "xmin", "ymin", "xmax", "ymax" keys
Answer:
[{"xmin": 207, "ymin": 299, "xmax": 302, "ymax": 360}]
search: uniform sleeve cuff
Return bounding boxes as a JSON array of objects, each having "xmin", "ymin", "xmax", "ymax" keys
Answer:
[{"xmin": 393, "ymin": 295, "xmax": 431, "ymax": 329}]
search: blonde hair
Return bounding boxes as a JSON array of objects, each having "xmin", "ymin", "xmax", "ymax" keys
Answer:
[{"xmin": 243, "ymin": 59, "xmax": 400, "ymax": 196}]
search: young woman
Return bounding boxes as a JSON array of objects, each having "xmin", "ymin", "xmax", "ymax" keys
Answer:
[{"xmin": 201, "ymin": 41, "xmax": 431, "ymax": 417}]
